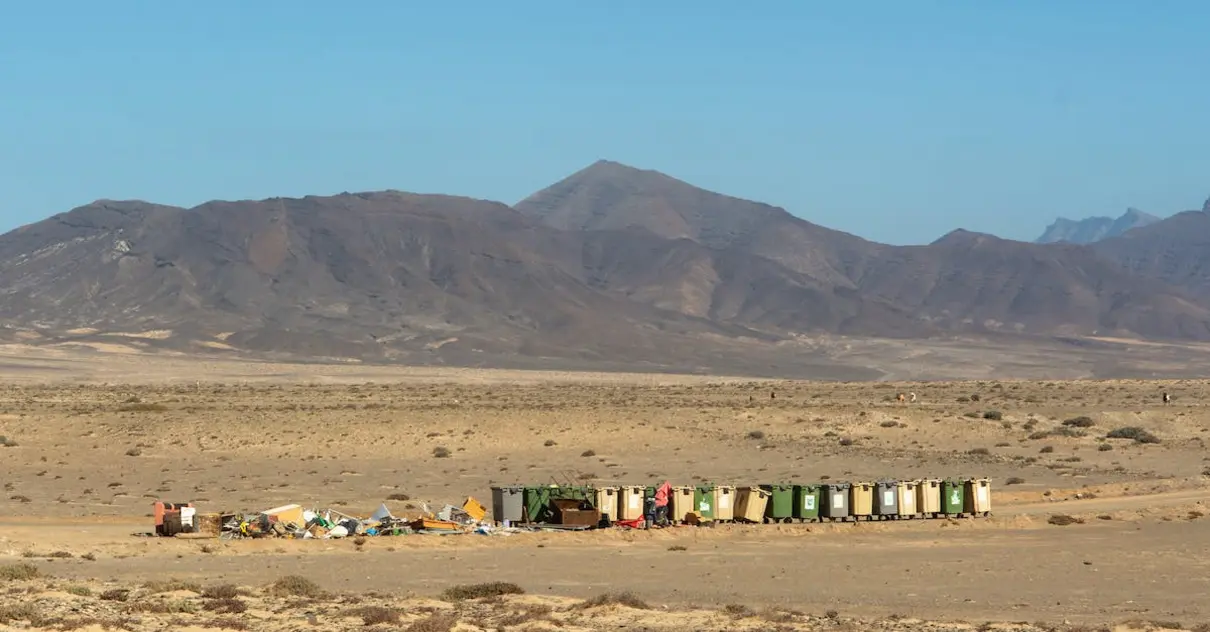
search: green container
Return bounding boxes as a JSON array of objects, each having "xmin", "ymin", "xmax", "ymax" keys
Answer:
[
  {"xmin": 941, "ymin": 479, "xmax": 965, "ymax": 514},
  {"xmin": 761, "ymin": 484, "xmax": 795, "ymax": 521},
  {"xmin": 523, "ymin": 486, "xmax": 553, "ymax": 523},
  {"xmin": 793, "ymin": 484, "xmax": 822, "ymax": 521},
  {"xmin": 694, "ymin": 484, "xmax": 716, "ymax": 520},
  {"xmin": 550, "ymin": 485, "xmax": 591, "ymax": 502}
]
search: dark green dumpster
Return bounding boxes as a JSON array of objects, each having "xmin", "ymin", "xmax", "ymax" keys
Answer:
[
  {"xmin": 550, "ymin": 485, "xmax": 592, "ymax": 502},
  {"xmin": 523, "ymin": 486, "xmax": 553, "ymax": 523},
  {"xmin": 761, "ymin": 484, "xmax": 795, "ymax": 523},
  {"xmin": 793, "ymin": 484, "xmax": 822, "ymax": 522},
  {"xmin": 694, "ymin": 484, "xmax": 716, "ymax": 521},
  {"xmin": 941, "ymin": 479, "xmax": 965, "ymax": 515}
]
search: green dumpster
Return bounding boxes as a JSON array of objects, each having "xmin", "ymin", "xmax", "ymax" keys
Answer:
[
  {"xmin": 694, "ymin": 484, "xmax": 716, "ymax": 521},
  {"xmin": 550, "ymin": 485, "xmax": 591, "ymax": 502},
  {"xmin": 793, "ymin": 484, "xmax": 822, "ymax": 522},
  {"xmin": 761, "ymin": 484, "xmax": 795, "ymax": 523},
  {"xmin": 941, "ymin": 479, "xmax": 965, "ymax": 515},
  {"xmin": 523, "ymin": 486, "xmax": 553, "ymax": 523}
]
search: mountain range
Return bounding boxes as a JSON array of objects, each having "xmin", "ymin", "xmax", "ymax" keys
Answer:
[
  {"xmin": 1034, "ymin": 208, "xmax": 1161, "ymax": 244},
  {"xmin": 2, "ymin": 159, "xmax": 1209, "ymax": 376}
]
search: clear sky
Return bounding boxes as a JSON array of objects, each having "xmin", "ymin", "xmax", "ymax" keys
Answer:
[{"xmin": 2, "ymin": 1, "xmax": 1208, "ymax": 245}]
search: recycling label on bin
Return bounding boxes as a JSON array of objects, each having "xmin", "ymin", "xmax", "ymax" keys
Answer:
[
  {"xmin": 699, "ymin": 500, "xmax": 711, "ymax": 513},
  {"xmin": 883, "ymin": 491, "xmax": 894, "ymax": 506},
  {"xmin": 832, "ymin": 494, "xmax": 844, "ymax": 509},
  {"xmin": 951, "ymin": 490, "xmax": 961, "ymax": 505},
  {"xmin": 803, "ymin": 495, "xmax": 815, "ymax": 510}
]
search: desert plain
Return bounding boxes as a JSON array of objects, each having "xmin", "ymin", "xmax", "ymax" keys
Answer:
[{"xmin": 1, "ymin": 345, "xmax": 1210, "ymax": 632}]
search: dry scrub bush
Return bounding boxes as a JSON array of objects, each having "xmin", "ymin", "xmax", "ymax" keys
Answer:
[
  {"xmin": 496, "ymin": 604, "xmax": 554, "ymax": 627},
  {"xmin": 270, "ymin": 575, "xmax": 325, "ymax": 598},
  {"xmin": 201, "ymin": 584, "xmax": 240, "ymax": 599},
  {"xmin": 0, "ymin": 563, "xmax": 40, "ymax": 581},
  {"xmin": 145, "ymin": 579, "xmax": 202, "ymax": 593},
  {"xmin": 203, "ymin": 597, "xmax": 247, "ymax": 614},
  {"xmin": 441, "ymin": 582, "xmax": 524, "ymax": 601},
  {"xmin": 406, "ymin": 613, "xmax": 458, "ymax": 632},
  {"xmin": 343, "ymin": 606, "xmax": 399, "ymax": 625},
  {"xmin": 1107, "ymin": 427, "xmax": 1161, "ymax": 444},
  {"xmin": 579, "ymin": 592, "xmax": 650, "ymax": 610},
  {"xmin": 0, "ymin": 603, "xmax": 44, "ymax": 625}
]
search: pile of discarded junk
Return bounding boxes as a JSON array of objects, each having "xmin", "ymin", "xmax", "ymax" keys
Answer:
[
  {"xmin": 147, "ymin": 477, "xmax": 993, "ymax": 539},
  {"xmin": 150, "ymin": 497, "xmax": 494, "ymax": 539}
]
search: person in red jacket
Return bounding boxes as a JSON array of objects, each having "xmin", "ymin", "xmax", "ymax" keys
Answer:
[{"xmin": 653, "ymin": 481, "xmax": 672, "ymax": 526}]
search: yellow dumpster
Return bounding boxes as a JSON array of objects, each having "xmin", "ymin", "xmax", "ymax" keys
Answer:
[
  {"xmin": 964, "ymin": 477, "xmax": 992, "ymax": 515},
  {"xmin": 916, "ymin": 478, "xmax": 942, "ymax": 517},
  {"xmin": 595, "ymin": 486, "xmax": 620, "ymax": 522},
  {"xmin": 670, "ymin": 486, "xmax": 695, "ymax": 523},
  {"xmin": 850, "ymin": 482, "xmax": 874, "ymax": 520},
  {"xmin": 734, "ymin": 486, "xmax": 770, "ymax": 523},
  {"xmin": 618, "ymin": 485, "xmax": 645, "ymax": 520},
  {"xmin": 713, "ymin": 485, "xmax": 736, "ymax": 522},
  {"xmin": 896, "ymin": 480, "xmax": 919, "ymax": 518}
]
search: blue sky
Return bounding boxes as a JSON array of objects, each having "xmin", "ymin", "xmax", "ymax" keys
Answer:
[{"xmin": 1, "ymin": 1, "xmax": 1208, "ymax": 245}]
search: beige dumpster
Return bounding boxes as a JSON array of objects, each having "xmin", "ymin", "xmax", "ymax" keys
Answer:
[
  {"xmin": 713, "ymin": 485, "xmax": 736, "ymax": 521},
  {"xmin": 917, "ymin": 478, "xmax": 942, "ymax": 516},
  {"xmin": 964, "ymin": 478, "xmax": 992, "ymax": 515},
  {"xmin": 850, "ymin": 482, "xmax": 874, "ymax": 519},
  {"xmin": 618, "ymin": 485, "xmax": 645, "ymax": 520},
  {"xmin": 670, "ymin": 486, "xmax": 695, "ymax": 523},
  {"xmin": 595, "ymin": 486, "xmax": 620, "ymax": 522},
  {"xmin": 896, "ymin": 480, "xmax": 919, "ymax": 518},
  {"xmin": 734, "ymin": 486, "xmax": 770, "ymax": 523}
]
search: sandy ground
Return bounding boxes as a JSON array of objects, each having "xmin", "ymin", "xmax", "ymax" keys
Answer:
[{"xmin": 2, "ymin": 351, "xmax": 1210, "ymax": 630}]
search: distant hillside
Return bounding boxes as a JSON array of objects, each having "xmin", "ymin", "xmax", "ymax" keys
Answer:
[
  {"xmin": 1035, "ymin": 208, "xmax": 1160, "ymax": 244},
  {"xmin": 1092, "ymin": 201, "xmax": 1210, "ymax": 300},
  {"xmin": 3, "ymin": 163, "xmax": 1210, "ymax": 377}
]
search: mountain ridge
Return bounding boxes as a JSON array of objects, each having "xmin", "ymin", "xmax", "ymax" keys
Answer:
[
  {"xmin": 1034, "ymin": 207, "xmax": 1161, "ymax": 245},
  {"xmin": 3, "ymin": 161, "xmax": 1210, "ymax": 377}
]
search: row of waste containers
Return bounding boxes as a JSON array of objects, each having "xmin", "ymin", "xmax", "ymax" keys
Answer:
[{"xmin": 490, "ymin": 478, "xmax": 992, "ymax": 526}]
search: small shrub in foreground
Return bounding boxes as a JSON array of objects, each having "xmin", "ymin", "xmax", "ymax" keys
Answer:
[{"xmin": 0, "ymin": 563, "xmax": 41, "ymax": 581}]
